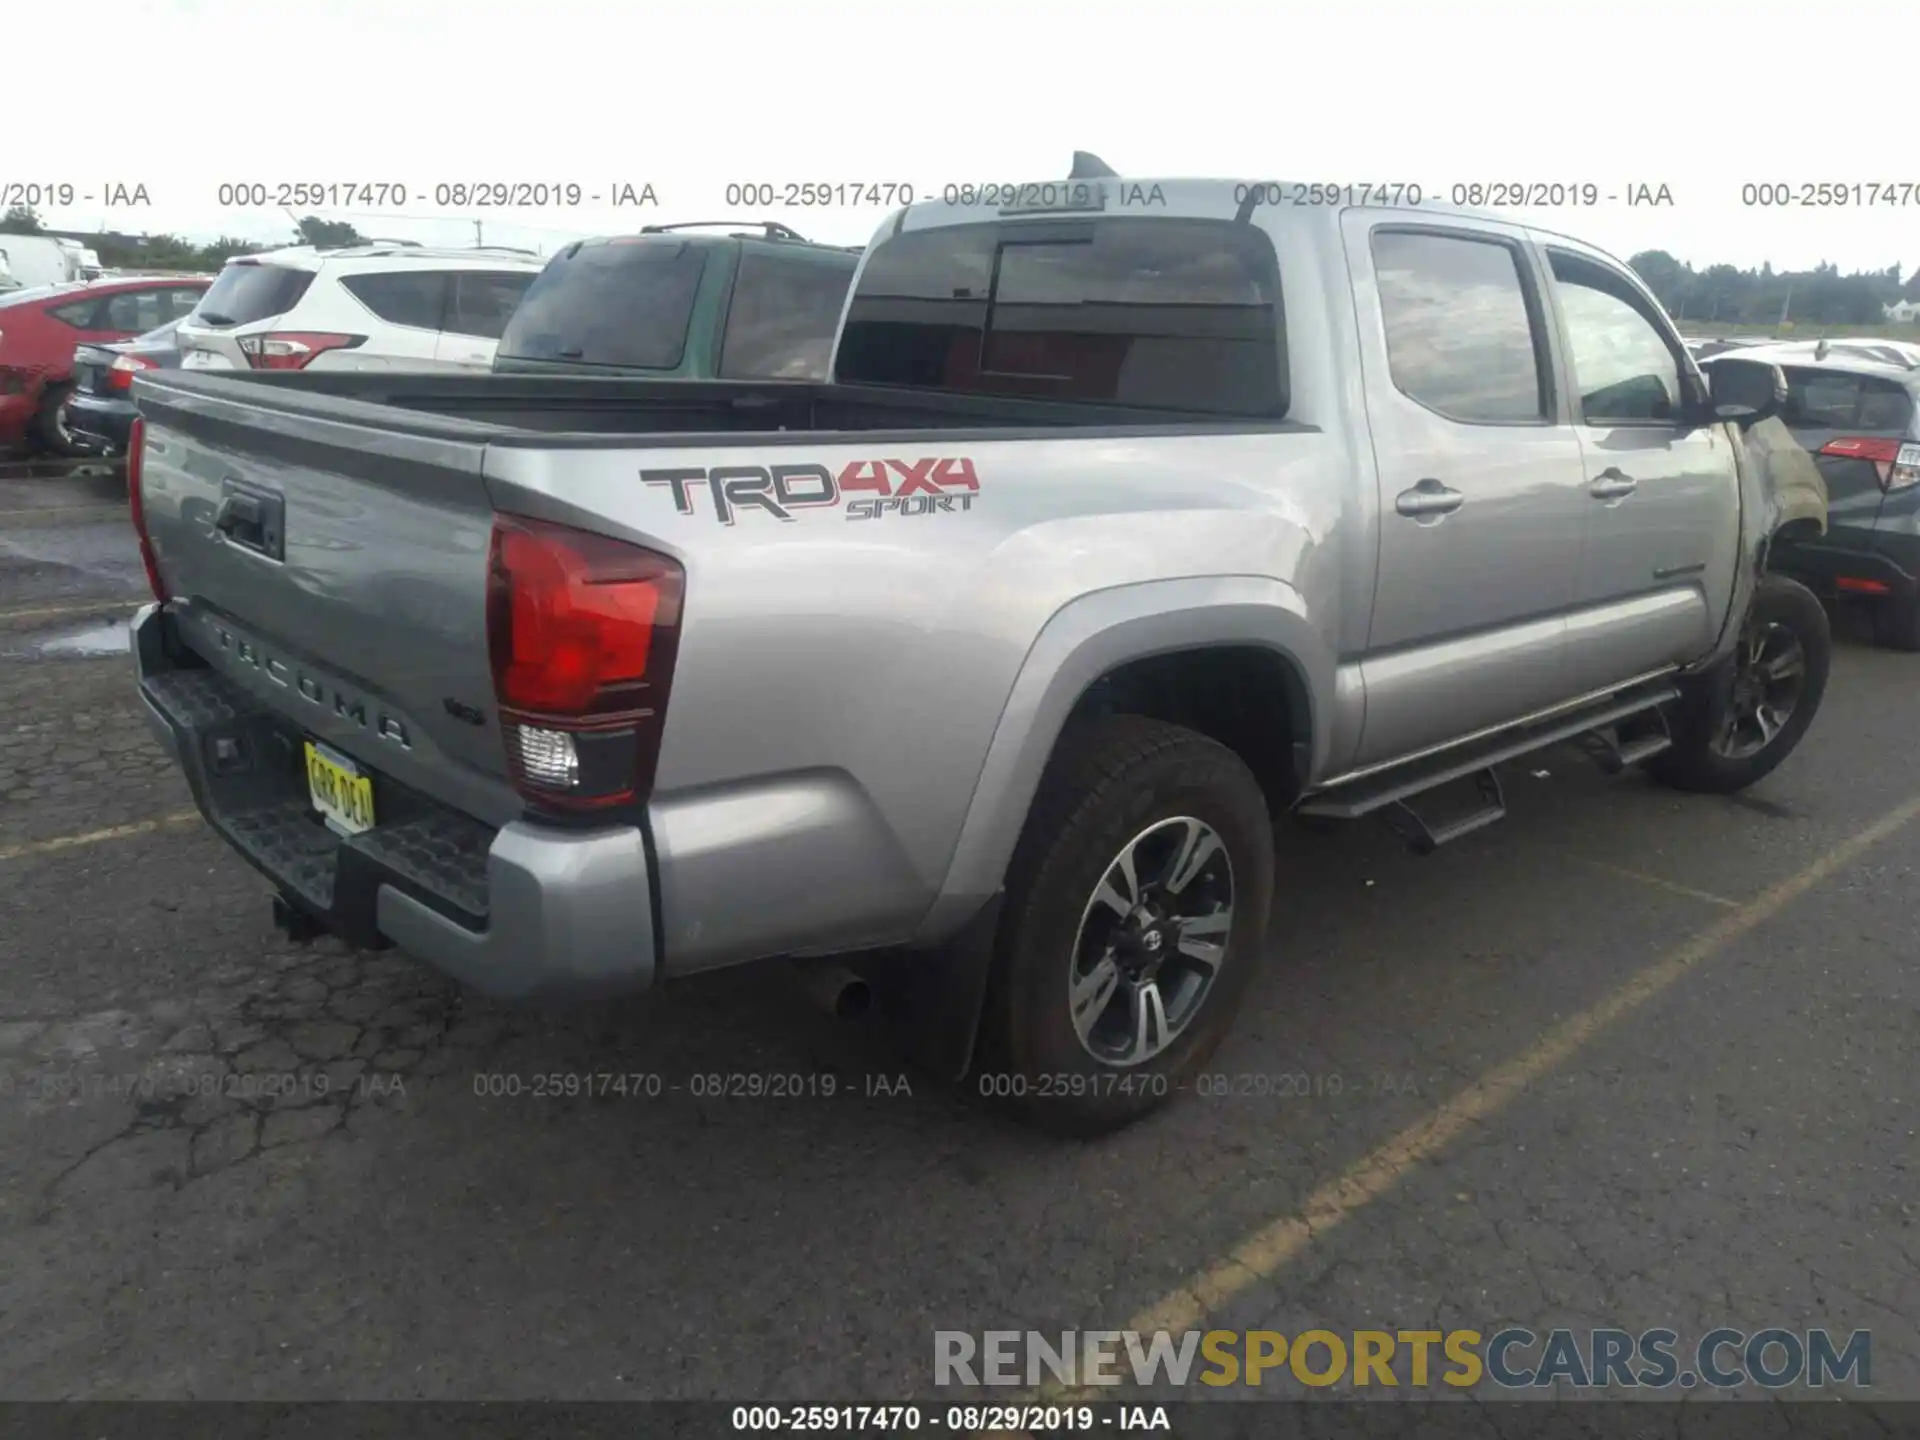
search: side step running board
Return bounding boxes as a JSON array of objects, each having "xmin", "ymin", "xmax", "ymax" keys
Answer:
[{"xmin": 1299, "ymin": 681, "xmax": 1681, "ymax": 851}]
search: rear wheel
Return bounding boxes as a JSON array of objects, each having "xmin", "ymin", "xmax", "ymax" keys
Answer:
[
  {"xmin": 1645, "ymin": 573, "xmax": 1830, "ymax": 794},
  {"xmin": 31, "ymin": 384, "xmax": 85, "ymax": 457},
  {"xmin": 976, "ymin": 715, "xmax": 1275, "ymax": 1137}
]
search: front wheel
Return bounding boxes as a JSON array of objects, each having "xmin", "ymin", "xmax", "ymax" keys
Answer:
[
  {"xmin": 1644, "ymin": 573, "xmax": 1830, "ymax": 794},
  {"xmin": 976, "ymin": 715, "xmax": 1275, "ymax": 1137}
]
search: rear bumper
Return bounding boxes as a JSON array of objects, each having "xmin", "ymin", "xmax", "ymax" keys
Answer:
[
  {"xmin": 132, "ymin": 603, "xmax": 657, "ymax": 1001},
  {"xmin": 1772, "ymin": 532, "xmax": 1920, "ymax": 602},
  {"xmin": 63, "ymin": 391, "xmax": 136, "ymax": 452}
]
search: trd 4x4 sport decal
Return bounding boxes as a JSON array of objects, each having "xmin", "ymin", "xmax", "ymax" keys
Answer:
[{"xmin": 641, "ymin": 458, "xmax": 979, "ymax": 525}]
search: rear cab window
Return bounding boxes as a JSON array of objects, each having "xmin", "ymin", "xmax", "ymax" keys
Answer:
[
  {"xmin": 193, "ymin": 262, "xmax": 315, "ymax": 328},
  {"xmin": 497, "ymin": 240, "xmax": 707, "ymax": 370},
  {"xmin": 834, "ymin": 215, "xmax": 1287, "ymax": 417}
]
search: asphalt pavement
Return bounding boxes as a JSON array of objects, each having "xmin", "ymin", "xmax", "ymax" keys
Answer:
[{"xmin": 0, "ymin": 474, "xmax": 1914, "ymax": 1412}]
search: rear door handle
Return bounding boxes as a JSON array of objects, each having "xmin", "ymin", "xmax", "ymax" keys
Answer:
[
  {"xmin": 1395, "ymin": 479, "xmax": 1466, "ymax": 520},
  {"xmin": 1589, "ymin": 468, "xmax": 1638, "ymax": 501}
]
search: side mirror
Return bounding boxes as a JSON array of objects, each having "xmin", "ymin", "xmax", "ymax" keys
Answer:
[{"xmin": 1706, "ymin": 358, "xmax": 1788, "ymax": 427}]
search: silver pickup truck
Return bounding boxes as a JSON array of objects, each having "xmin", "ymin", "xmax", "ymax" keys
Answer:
[{"xmin": 127, "ymin": 180, "xmax": 1829, "ymax": 1134}]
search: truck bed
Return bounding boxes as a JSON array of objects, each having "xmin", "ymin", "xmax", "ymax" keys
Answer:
[{"xmin": 151, "ymin": 369, "xmax": 1303, "ymax": 443}]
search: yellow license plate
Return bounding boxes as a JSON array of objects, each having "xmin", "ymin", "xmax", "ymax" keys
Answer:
[{"xmin": 304, "ymin": 741, "xmax": 375, "ymax": 835}]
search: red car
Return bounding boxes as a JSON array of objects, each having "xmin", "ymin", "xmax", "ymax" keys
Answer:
[{"xmin": 0, "ymin": 275, "xmax": 209, "ymax": 454}]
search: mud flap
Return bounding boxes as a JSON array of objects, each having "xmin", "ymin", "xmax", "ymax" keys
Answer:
[{"xmin": 852, "ymin": 894, "xmax": 1003, "ymax": 1082}]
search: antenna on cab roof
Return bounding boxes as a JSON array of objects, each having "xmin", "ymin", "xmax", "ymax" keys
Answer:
[{"xmin": 1070, "ymin": 151, "xmax": 1118, "ymax": 179}]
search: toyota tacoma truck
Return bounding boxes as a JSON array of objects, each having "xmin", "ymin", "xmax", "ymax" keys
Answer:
[{"xmin": 127, "ymin": 177, "xmax": 1829, "ymax": 1135}]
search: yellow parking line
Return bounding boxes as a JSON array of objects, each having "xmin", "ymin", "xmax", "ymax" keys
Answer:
[
  {"xmin": 1039, "ymin": 790, "xmax": 1920, "ymax": 1404},
  {"xmin": 0, "ymin": 811, "xmax": 200, "ymax": 864},
  {"xmin": 1552, "ymin": 850, "xmax": 1743, "ymax": 908},
  {"xmin": 0, "ymin": 505, "xmax": 128, "ymax": 529},
  {"xmin": 0, "ymin": 598, "xmax": 143, "ymax": 624}
]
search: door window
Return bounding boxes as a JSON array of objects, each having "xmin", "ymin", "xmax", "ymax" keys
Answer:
[
  {"xmin": 1372, "ymin": 230, "xmax": 1548, "ymax": 424},
  {"xmin": 1547, "ymin": 250, "xmax": 1683, "ymax": 424},
  {"xmin": 444, "ymin": 271, "xmax": 536, "ymax": 340},
  {"xmin": 718, "ymin": 252, "xmax": 855, "ymax": 379},
  {"xmin": 340, "ymin": 270, "xmax": 450, "ymax": 331}
]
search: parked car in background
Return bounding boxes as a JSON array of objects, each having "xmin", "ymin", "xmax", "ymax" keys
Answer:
[
  {"xmin": 0, "ymin": 275, "xmax": 209, "ymax": 453},
  {"xmin": 494, "ymin": 221, "xmax": 858, "ymax": 381},
  {"xmin": 1702, "ymin": 338, "xmax": 1920, "ymax": 648},
  {"xmin": 1685, "ymin": 337, "xmax": 1771, "ymax": 361},
  {"xmin": 172, "ymin": 243, "xmax": 543, "ymax": 375},
  {"xmin": 0, "ymin": 252, "xmax": 17, "ymax": 291},
  {"xmin": 62, "ymin": 318, "xmax": 188, "ymax": 455},
  {"xmin": 0, "ymin": 235, "xmax": 92, "ymax": 290}
]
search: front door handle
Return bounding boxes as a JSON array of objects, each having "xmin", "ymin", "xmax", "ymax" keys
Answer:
[
  {"xmin": 1395, "ymin": 479, "xmax": 1466, "ymax": 519},
  {"xmin": 1589, "ymin": 468, "xmax": 1638, "ymax": 501}
]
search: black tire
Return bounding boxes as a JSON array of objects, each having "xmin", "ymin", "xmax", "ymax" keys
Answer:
[
  {"xmin": 1874, "ymin": 594, "xmax": 1920, "ymax": 652},
  {"xmin": 1645, "ymin": 573, "xmax": 1830, "ymax": 794},
  {"xmin": 31, "ymin": 384, "xmax": 83, "ymax": 457},
  {"xmin": 975, "ymin": 715, "xmax": 1275, "ymax": 1137}
]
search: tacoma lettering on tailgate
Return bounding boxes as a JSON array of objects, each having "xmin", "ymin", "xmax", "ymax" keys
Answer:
[{"xmin": 641, "ymin": 458, "xmax": 979, "ymax": 525}]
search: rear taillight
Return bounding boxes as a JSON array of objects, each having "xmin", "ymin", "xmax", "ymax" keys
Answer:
[
  {"xmin": 236, "ymin": 332, "xmax": 366, "ymax": 371},
  {"xmin": 106, "ymin": 353, "xmax": 156, "ymax": 391},
  {"xmin": 1819, "ymin": 435, "xmax": 1920, "ymax": 492},
  {"xmin": 125, "ymin": 416, "xmax": 169, "ymax": 603},
  {"xmin": 486, "ymin": 514, "xmax": 684, "ymax": 811}
]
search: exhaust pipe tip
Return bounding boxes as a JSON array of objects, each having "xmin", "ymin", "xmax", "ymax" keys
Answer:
[
  {"xmin": 833, "ymin": 977, "xmax": 873, "ymax": 1021},
  {"xmin": 788, "ymin": 960, "xmax": 873, "ymax": 1021}
]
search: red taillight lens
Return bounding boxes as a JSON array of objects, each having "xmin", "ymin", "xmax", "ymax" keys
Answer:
[
  {"xmin": 126, "ymin": 416, "xmax": 169, "ymax": 603},
  {"xmin": 1819, "ymin": 436, "xmax": 1902, "ymax": 463},
  {"xmin": 236, "ymin": 332, "xmax": 365, "ymax": 371},
  {"xmin": 106, "ymin": 353, "xmax": 156, "ymax": 391},
  {"xmin": 1819, "ymin": 435, "xmax": 1920, "ymax": 491},
  {"xmin": 486, "ymin": 514, "xmax": 684, "ymax": 809}
]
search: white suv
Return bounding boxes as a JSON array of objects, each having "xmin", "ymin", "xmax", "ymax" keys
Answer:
[{"xmin": 174, "ymin": 243, "xmax": 544, "ymax": 374}]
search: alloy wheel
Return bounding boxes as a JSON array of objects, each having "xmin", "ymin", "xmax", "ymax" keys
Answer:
[{"xmin": 1067, "ymin": 816, "xmax": 1235, "ymax": 1067}]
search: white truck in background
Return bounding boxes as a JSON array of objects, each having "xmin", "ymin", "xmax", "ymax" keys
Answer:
[{"xmin": 0, "ymin": 235, "xmax": 92, "ymax": 289}]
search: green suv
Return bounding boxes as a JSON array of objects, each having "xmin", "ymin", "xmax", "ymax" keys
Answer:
[{"xmin": 493, "ymin": 222, "xmax": 859, "ymax": 381}]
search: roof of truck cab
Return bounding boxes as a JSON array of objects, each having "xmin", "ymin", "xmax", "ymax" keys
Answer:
[{"xmin": 885, "ymin": 177, "xmax": 1511, "ymax": 233}]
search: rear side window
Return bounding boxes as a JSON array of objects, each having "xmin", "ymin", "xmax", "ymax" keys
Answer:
[
  {"xmin": 834, "ymin": 217, "xmax": 1286, "ymax": 417},
  {"xmin": 1778, "ymin": 367, "xmax": 1915, "ymax": 433},
  {"xmin": 496, "ymin": 240, "xmax": 707, "ymax": 369},
  {"xmin": 195, "ymin": 263, "xmax": 314, "ymax": 328},
  {"xmin": 445, "ymin": 271, "xmax": 536, "ymax": 340},
  {"xmin": 340, "ymin": 271, "xmax": 449, "ymax": 330},
  {"xmin": 718, "ymin": 252, "xmax": 855, "ymax": 379},
  {"xmin": 1372, "ymin": 230, "xmax": 1546, "ymax": 424},
  {"xmin": 164, "ymin": 287, "xmax": 204, "ymax": 321},
  {"xmin": 48, "ymin": 296, "xmax": 105, "ymax": 327},
  {"xmin": 98, "ymin": 288, "xmax": 171, "ymax": 333}
]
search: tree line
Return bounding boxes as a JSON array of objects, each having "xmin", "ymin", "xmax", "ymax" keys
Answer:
[
  {"xmin": 1, "ymin": 204, "xmax": 368, "ymax": 272},
  {"xmin": 1629, "ymin": 250, "xmax": 1920, "ymax": 328}
]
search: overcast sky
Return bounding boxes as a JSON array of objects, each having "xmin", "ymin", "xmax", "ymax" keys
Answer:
[{"xmin": 11, "ymin": 0, "xmax": 1913, "ymax": 274}]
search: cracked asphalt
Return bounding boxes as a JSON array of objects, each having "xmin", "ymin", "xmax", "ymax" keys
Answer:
[{"xmin": 0, "ymin": 477, "xmax": 1914, "ymax": 1411}]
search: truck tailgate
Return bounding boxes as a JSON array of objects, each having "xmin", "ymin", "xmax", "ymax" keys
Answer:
[{"xmin": 134, "ymin": 375, "xmax": 518, "ymax": 825}]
